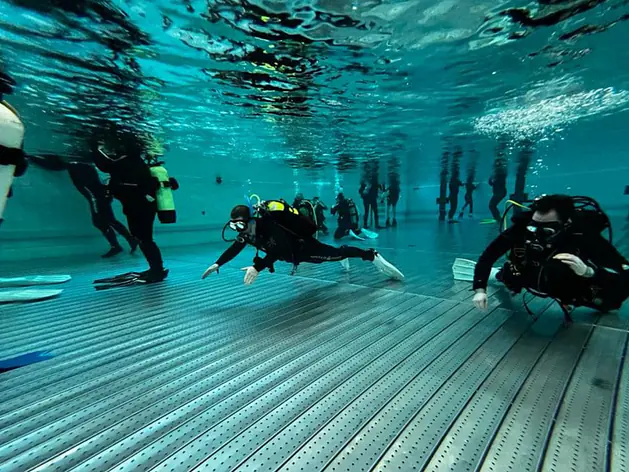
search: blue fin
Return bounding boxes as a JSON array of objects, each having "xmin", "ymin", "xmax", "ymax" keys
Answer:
[{"xmin": 0, "ymin": 351, "xmax": 55, "ymax": 373}]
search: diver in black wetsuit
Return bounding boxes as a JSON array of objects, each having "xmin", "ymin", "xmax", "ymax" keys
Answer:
[
  {"xmin": 488, "ymin": 173, "xmax": 507, "ymax": 222},
  {"xmin": 472, "ymin": 195, "xmax": 629, "ymax": 320},
  {"xmin": 488, "ymin": 145, "xmax": 508, "ymax": 222},
  {"xmin": 93, "ymin": 141, "xmax": 167, "ymax": 283},
  {"xmin": 29, "ymin": 153, "xmax": 138, "ymax": 258},
  {"xmin": 67, "ymin": 162, "xmax": 138, "ymax": 257},
  {"xmin": 447, "ymin": 177, "xmax": 463, "ymax": 223},
  {"xmin": 202, "ymin": 202, "xmax": 404, "ymax": 284},
  {"xmin": 312, "ymin": 196, "xmax": 328, "ymax": 235},
  {"xmin": 459, "ymin": 181, "xmax": 478, "ymax": 218},
  {"xmin": 331, "ymin": 193, "xmax": 364, "ymax": 240}
]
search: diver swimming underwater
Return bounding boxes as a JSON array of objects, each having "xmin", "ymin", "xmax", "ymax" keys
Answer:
[
  {"xmin": 202, "ymin": 196, "xmax": 404, "ymax": 285},
  {"xmin": 456, "ymin": 194, "xmax": 629, "ymax": 322}
]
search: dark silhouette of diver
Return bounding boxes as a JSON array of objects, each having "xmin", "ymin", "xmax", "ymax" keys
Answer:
[
  {"xmin": 203, "ymin": 201, "xmax": 404, "ymax": 283},
  {"xmin": 312, "ymin": 196, "xmax": 328, "ymax": 235},
  {"xmin": 68, "ymin": 162, "xmax": 138, "ymax": 257},
  {"xmin": 331, "ymin": 193, "xmax": 361, "ymax": 240},
  {"xmin": 448, "ymin": 177, "xmax": 463, "ymax": 222},
  {"xmin": 459, "ymin": 181, "xmax": 478, "ymax": 218},
  {"xmin": 28, "ymin": 154, "xmax": 138, "ymax": 257},
  {"xmin": 386, "ymin": 176, "xmax": 400, "ymax": 227},
  {"xmin": 488, "ymin": 142, "xmax": 508, "ymax": 222},
  {"xmin": 93, "ymin": 140, "xmax": 167, "ymax": 283}
]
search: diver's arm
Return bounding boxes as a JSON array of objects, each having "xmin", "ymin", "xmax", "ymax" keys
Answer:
[
  {"xmin": 252, "ymin": 252, "xmax": 279, "ymax": 273},
  {"xmin": 215, "ymin": 239, "xmax": 247, "ymax": 267},
  {"xmin": 473, "ymin": 230, "xmax": 514, "ymax": 291}
]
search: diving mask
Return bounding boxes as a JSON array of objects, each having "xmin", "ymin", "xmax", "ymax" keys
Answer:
[
  {"xmin": 229, "ymin": 220, "xmax": 248, "ymax": 232},
  {"xmin": 525, "ymin": 221, "xmax": 564, "ymax": 252}
]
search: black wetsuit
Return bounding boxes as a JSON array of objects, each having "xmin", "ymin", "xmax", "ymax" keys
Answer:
[
  {"xmin": 460, "ymin": 182, "xmax": 477, "ymax": 215},
  {"xmin": 473, "ymin": 213, "xmax": 629, "ymax": 312},
  {"xmin": 67, "ymin": 162, "xmax": 136, "ymax": 251},
  {"xmin": 448, "ymin": 179, "xmax": 463, "ymax": 220},
  {"xmin": 331, "ymin": 198, "xmax": 359, "ymax": 240},
  {"xmin": 489, "ymin": 175, "xmax": 507, "ymax": 221},
  {"xmin": 313, "ymin": 201, "xmax": 328, "ymax": 234},
  {"xmin": 216, "ymin": 215, "xmax": 375, "ymax": 271},
  {"xmin": 93, "ymin": 151, "xmax": 164, "ymax": 274}
]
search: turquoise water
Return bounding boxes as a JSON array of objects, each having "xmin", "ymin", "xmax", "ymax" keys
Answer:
[{"xmin": 0, "ymin": 1, "xmax": 628, "ymax": 249}]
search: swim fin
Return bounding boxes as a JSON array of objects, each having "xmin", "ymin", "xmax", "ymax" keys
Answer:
[
  {"xmin": 360, "ymin": 228, "xmax": 379, "ymax": 239},
  {"xmin": 93, "ymin": 272, "xmax": 141, "ymax": 285},
  {"xmin": 452, "ymin": 258, "xmax": 499, "ymax": 283},
  {"xmin": 0, "ymin": 275, "xmax": 71, "ymax": 288},
  {"xmin": 0, "ymin": 351, "xmax": 55, "ymax": 374},
  {"xmin": 94, "ymin": 269, "xmax": 169, "ymax": 291},
  {"xmin": 349, "ymin": 230, "xmax": 366, "ymax": 241},
  {"xmin": 0, "ymin": 288, "xmax": 63, "ymax": 303}
]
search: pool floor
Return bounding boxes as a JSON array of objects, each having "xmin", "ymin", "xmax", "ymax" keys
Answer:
[{"xmin": 1, "ymin": 220, "xmax": 628, "ymax": 472}]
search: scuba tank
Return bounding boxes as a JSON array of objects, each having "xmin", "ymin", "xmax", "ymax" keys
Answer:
[
  {"xmin": 347, "ymin": 198, "xmax": 360, "ymax": 228},
  {"xmin": 149, "ymin": 164, "xmax": 179, "ymax": 224},
  {"xmin": 255, "ymin": 198, "xmax": 317, "ymax": 239},
  {"xmin": 0, "ymin": 101, "xmax": 26, "ymax": 224}
]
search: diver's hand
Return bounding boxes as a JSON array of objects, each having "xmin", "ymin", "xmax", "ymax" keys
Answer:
[
  {"xmin": 241, "ymin": 266, "xmax": 259, "ymax": 285},
  {"xmin": 202, "ymin": 263, "xmax": 219, "ymax": 279},
  {"xmin": 553, "ymin": 253, "xmax": 594, "ymax": 277},
  {"xmin": 473, "ymin": 289, "xmax": 488, "ymax": 311}
]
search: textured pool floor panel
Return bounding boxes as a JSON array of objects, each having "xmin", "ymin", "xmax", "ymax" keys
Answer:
[{"xmin": 1, "ymin": 244, "xmax": 629, "ymax": 472}]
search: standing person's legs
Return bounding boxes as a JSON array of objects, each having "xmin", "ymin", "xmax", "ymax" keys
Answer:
[
  {"xmin": 372, "ymin": 198, "xmax": 380, "ymax": 227},
  {"xmin": 123, "ymin": 197, "xmax": 163, "ymax": 273}
]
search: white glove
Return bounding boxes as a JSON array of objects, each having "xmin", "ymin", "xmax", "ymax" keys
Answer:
[
  {"xmin": 202, "ymin": 263, "xmax": 219, "ymax": 279},
  {"xmin": 553, "ymin": 253, "xmax": 593, "ymax": 277},
  {"xmin": 473, "ymin": 290, "xmax": 488, "ymax": 311},
  {"xmin": 241, "ymin": 266, "xmax": 259, "ymax": 285}
]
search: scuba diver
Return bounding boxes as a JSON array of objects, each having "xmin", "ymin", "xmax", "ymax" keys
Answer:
[
  {"xmin": 203, "ymin": 197, "xmax": 404, "ymax": 283},
  {"xmin": 487, "ymin": 144, "xmax": 508, "ymax": 223},
  {"xmin": 459, "ymin": 181, "xmax": 478, "ymax": 219},
  {"xmin": 91, "ymin": 137, "xmax": 173, "ymax": 287},
  {"xmin": 386, "ymin": 177, "xmax": 400, "ymax": 228},
  {"xmin": 29, "ymin": 153, "xmax": 138, "ymax": 258},
  {"xmin": 293, "ymin": 193, "xmax": 304, "ymax": 208},
  {"xmin": 312, "ymin": 196, "xmax": 328, "ymax": 235},
  {"xmin": 67, "ymin": 161, "xmax": 138, "ymax": 257},
  {"xmin": 331, "ymin": 193, "xmax": 377, "ymax": 240},
  {"xmin": 447, "ymin": 177, "xmax": 464, "ymax": 223},
  {"xmin": 462, "ymin": 194, "xmax": 629, "ymax": 322}
]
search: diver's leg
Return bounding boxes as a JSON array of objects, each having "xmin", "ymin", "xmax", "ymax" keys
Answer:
[
  {"xmin": 373, "ymin": 200, "xmax": 381, "ymax": 228},
  {"xmin": 101, "ymin": 199, "xmax": 138, "ymax": 251},
  {"xmin": 90, "ymin": 199, "xmax": 124, "ymax": 257},
  {"xmin": 125, "ymin": 198, "xmax": 164, "ymax": 276},
  {"xmin": 334, "ymin": 226, "xmax": 348, "ymax": 240},
  {"xmin": 300, "ymin": 239, "xmax": 375, "ymax": 263},
  {"xmin": 448, "ymin": 195, "xmax": 458, "ymax": 220},
  {"xmin": 489, "ymin": 195, "xmax": 501, "ymax": 221}
]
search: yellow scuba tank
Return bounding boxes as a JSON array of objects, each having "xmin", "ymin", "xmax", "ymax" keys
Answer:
[{"xmin": 149, "ymin": 165, "xmax": 178, "ymax": 224}]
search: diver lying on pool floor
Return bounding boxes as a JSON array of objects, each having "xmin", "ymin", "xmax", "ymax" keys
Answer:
[
  {"xmin": 202, "ymin": 198, "xmax": 404, "ymax": 285},
  {"xmin": 470, "ymin": 194, "xmax": 629, "ymax": 321}
]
